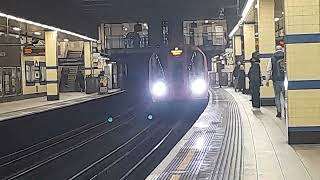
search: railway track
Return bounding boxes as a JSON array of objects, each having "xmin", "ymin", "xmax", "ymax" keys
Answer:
[{"xmin": 0, "ymin": 107, "xmax": 135, "ymax": 180}]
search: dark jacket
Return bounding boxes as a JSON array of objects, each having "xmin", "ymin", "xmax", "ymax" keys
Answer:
[
  {"xmin": 237, "ymin": 69, "xmax": 246, "ymax": 89},
  {"xmin": 271, "ymin": 51, "xmax": 285, "ymax": 81},
  {"xmin": 233, "ymin": 65, "xmax": 240, "ymax": 78},
  {"xmin": 249, "ymin": 62, "xmax": 261, "ymax": 86}
]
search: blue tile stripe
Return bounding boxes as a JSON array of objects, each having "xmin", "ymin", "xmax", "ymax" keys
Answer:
[
  {"xmin": 259, "ymin": 53, "xmax": 273, "ymax": 59},
  {"xmin": 288, "ymin": 80, "xmax": 320, "ymax": 90},
  {"xmin": 285, "ymin": 33, "xmax": 320, "ymax": 44},
  {"xmin": 289, "ymin": 126, "xmax": 320, "ymax": 133}
]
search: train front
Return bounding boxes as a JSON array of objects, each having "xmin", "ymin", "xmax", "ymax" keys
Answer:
[{"xmin": 149, "ymin": 46, "xmax": 208, "ymax": 102}]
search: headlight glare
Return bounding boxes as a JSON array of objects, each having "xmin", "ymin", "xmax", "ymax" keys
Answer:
[
  {"xmin": 191, "ymin": 79, "xmax": 207, "ymax": 95},
  {"xmin": 151, "ymin": 81, "xmax": 167, "ymax": 97}
]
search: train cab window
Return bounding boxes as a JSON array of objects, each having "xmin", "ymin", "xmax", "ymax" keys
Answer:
[
  {"xmin": 189, "ymin": 50, "xmax": 205, "ymax": 77},
  {"xmin": 172, "ymin": 61, "xmax": 184, "ymax": 82},
  {"xmin": 149, "ymin": 53, "xmax": 165, "ymax": 81}
]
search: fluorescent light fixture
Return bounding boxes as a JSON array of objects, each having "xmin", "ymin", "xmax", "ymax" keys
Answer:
[
  {"xmin": 12, "ymin": 27, "xmax": 21, "ymax": 31},
  {"xmin": 34, "ymin": 32, "xmax": 41, "ymax": 36},
  {"xmin": 241, "ymin": 0, "xmax": 255, "ymax": 20},
  {"xmin": 275, "ymin": 18, "xmax": 280, "ymax": 22},
  {"xmin": 229, "ymin": 0, "xmax": 255, "ymax": 38},
  {"xmin": 204, "ymin": 20, "xmax": 209, "ymax": 24},
  {"xmin": 0, "ymin": 12, "xmax": 96, "ymax": 41},
  {"xmin": 229, "ymin": 21, "xmax": 241, "ymax": 38},
  {"xmin": 63, "ymin": 38, "xmax": 69, "ymax": 42}
]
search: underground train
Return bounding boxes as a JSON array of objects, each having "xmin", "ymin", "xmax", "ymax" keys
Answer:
[{"xmin": 148, "ymin": 46, "xmax": 208, "ymax": 102}]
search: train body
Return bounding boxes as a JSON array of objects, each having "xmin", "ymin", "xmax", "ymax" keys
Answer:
[{"xmin": 149, "ymin": 46, "xmax": 208, "ymax": 102}]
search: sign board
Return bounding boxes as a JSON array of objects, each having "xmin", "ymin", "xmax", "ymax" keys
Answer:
[
  {"xmin": 23, "ymin": 46, "xmax": 45, "ymax": 56},
  {"xmin": 0, "ymin": 52, "xmax": 5, "ymax": 57},
  {"xmin": 99, "ymin": 76, "xmax": 108, "ymax": 94},
  {"xmin": 170, "ymin": 47, "xmax": 183, "ymax": 56}
]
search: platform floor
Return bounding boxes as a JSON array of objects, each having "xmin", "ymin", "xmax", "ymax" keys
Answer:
[
  {"xmin": 0, "ymin": 89, "xmax": 122, "ymax": 121},
  {"xmin": 147, "ymin": 88, "xmax": 320, "ymax": 180}
]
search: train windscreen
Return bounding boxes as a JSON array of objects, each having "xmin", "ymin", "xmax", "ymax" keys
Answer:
[{"xmin": 171, "ymin": 61, "xmax": 184, "ymax": 83}]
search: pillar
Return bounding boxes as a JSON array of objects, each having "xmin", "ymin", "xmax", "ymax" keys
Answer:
[
  {"xmin": 84, "ymin": 41, "xmax": 92, "ymax": 77},
  {"xmin": 258, "ymin": 0, "xmax": 276, "ymax": 105},
  {"xmin": 233, "ymin": 35, "xmax": 242, "ymax": 58},
  {"xmin": 284, "ymin": 0, "xmax": 320, "ymax": 144},
  {"xmin": 243, "ymin": 23, "xmax": 256, "ymax": 90},
  {"xmin": 45, "ymin": 31, "xmax": 59, "ymax": 101}
]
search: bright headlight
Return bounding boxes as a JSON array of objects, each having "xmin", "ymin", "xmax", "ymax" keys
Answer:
[
  {"xmin": 151, "ymin": 81, "xmax": 167, "ymax": 97},
  {"xmin": 191, "ymin": 79, "xmax": 207, "ymax": 95}
]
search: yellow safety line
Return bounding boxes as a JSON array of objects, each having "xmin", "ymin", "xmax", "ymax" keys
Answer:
[
  {"xmin": 170, "ymin": 150, "xmax": 195, "ymax": 179},
  {"xmin": 177, "ymin": 150, "xmax": 195, "ymax": 170},
  {"xmin": 170, "ymin": 174, "xmax": 181, "ymax": 180}
]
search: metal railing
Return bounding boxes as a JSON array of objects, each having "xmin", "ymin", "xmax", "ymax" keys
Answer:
[
  {"xmin": 106, "ymin": 35, "xmax": 149, "ymax": 49},
  {"xmin": 184, "ymin": 32, "xmax": 227, "ymax": 46}
]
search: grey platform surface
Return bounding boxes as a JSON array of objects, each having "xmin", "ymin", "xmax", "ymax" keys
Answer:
[
  {"xmin": 147, "ymin": 88, "xmax": 242, "ymax": 180},
  {"xmin": 147, "ymin": 88, "xmax": 320, "ymax": 180}
]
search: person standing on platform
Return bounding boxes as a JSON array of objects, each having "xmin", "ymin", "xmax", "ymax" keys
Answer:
[
  {"xmin": 232, "ymin": 61, "xmax": 241, "ymax": 92},
  {"xmin": 266, "ymin": 46, "xmax": 285, "ymax": 118},
  {"xmin": 237, "ymin": 64, "xmax": 246, "ymax": 93},
  {"xmin": 248, "ymin": 55, "xmax": 262, "ymax": 111}
]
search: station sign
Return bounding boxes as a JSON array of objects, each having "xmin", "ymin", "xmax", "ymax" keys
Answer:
[
  {"xmin": 23, "ymin": 46, "xmax": 45, "ymax": 56},
  {"xmin": 170, "ymin": 47, "xmax": 183, "ymax": 56},
  {"xmin": 0, "ymin": 52, "xmax": 5, "ymax": 57}
]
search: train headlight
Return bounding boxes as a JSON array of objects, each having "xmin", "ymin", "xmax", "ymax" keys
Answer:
[
  {"xmin": 151, "ymin": 81, "xmax": 167, "ymax": 97},
  {"xmin": 191, "ymin": 79, "xmax": 207, "ymax": 95}
]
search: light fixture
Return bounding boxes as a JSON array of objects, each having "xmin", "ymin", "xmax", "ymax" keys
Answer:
[
  {"xmin": 282, "ymin": 11, "xmax": 284, "ymax": 15},
  {"xmin": 275, "ymin": 18, "xmax": 280, "ymax": 22},
  {"xmin": 229, "ymin": 0, "xmax": 255, "ymax": 38},
  {"xmin": 204, "ymin": 20, "xmax": 209, "ymax": 24},
  {"xmin": 12, "ymin": 27, "xmax": 21, "ymax": 31},
  {"xmin": 34, "ymin": 32, "xmax": 41, "ymax": 36},
  {"xmin": 63, "ymin": 38, "xmax": 69, "ymax": 42},
  {"xmin": 0, "ymin": 12, "xmax": 96, "ymax": 41}
]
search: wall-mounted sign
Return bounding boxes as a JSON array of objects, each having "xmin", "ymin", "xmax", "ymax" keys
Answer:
[
  {"xmin": 23, "ymin": 46, "xmax": 45, "ymax": 56},
  {"xmin": 0, "ymin": 52, "xmax": 5, "ymax": 57}
]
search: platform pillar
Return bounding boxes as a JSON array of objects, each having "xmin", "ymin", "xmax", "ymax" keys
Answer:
[
  {"xmin": 45, "ymin": 31, "xmax": 59, "ymax": 101},
  {"xmin": 258, "ymin": 0, "xmax": 276, "ymax": 105},
  {"xmin": 84, "ymin": 41, "xmax": 92, "ymax": 77},
  {"xmin": 233, "ymin": 35, "xmax": 242, "ymax": 61},
  {"xmin": 243, "ymin": 23, "xmax": 256, "ymax": 90},
  {"xmin": 284, "ymin": 0, "xmax": 320, "ymax": 144}
]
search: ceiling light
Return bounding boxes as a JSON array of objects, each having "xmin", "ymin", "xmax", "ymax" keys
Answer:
[
  {"xmin": 0, "ymin": 12, "xmax": 96, "ymax": 41},
  {"xmin": 12, "ymin": 27, "xmax": 21, "ymax": 31},
  {"xmin": 34, "ymin": 32, "xmax": 41, "ymax": 36},
  {"xmin": 275, "ymin": 18, "xmax": 280, "ymax": 22},
  {"xmin": 204, "ymin": 20, "xmax": 209, "ymax": 24},
  {"xmin": 63, "ymin": 38, "xmax": 69, "ymax": 42}
]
